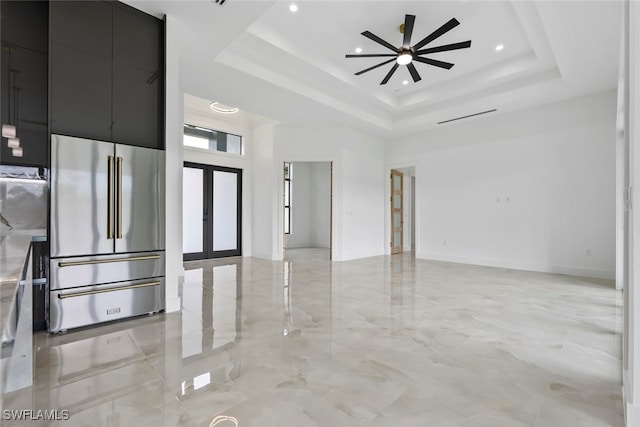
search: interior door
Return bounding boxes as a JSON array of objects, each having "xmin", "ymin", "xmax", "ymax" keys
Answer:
[
  {"xmin": 50, "ymin": 135, "xmax": 114, "ymax": 257},
  {"xmin": 115, "ymin": 144, "xmax": 165, "ymax": 253},
  {"xmin": 391, "ymin": 169, "xmax": 403, "ymax": 255},
  {"xmin": 183, "ymin": 163, "xmax": 242, "ymax": 261}
]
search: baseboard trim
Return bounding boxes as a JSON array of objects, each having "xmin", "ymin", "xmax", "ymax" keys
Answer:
[
  {"xmin": 252, "ymin": 251, "xmax": 273, "ymax": 260},
  {"xmin": 625, "ymin": 398, "xmax": 640, "ymax": 427},
  {"xmin": 416, "ymin": 253, "xmax": 615, "ymax": 280},
  {"xmin": 339, "ymin": 249, "xmax": 385, "ymax": 262}
]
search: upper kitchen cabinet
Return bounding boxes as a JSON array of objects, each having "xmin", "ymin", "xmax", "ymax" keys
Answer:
[
  {"xmin": 1, "ymin": 1, "xmax": 48, "ymax": 54},
  {"xmin": 49, "ymin": 1, "xmax": 165, "ymax": 149},
  {"xmin": 50, "ymin": 43, "xmax": 113, "ymax": 142},
  {"xmin": 0, "ymin": 1, "xmax": 48, "ymax": 167},
  {"xmin": 50, "ymin": 1, "xmax": 112, "ymax": 59},
  {"xmin": 112, "ymin": 6, "xmax": 160, "ymax": 74},
  {"xmin": 50, "ymin": 1, "xmax": 113, "ymax": 141},
  {"xmin": 112, "ymin": 5, "xmax": 163, "ymax": 148}
]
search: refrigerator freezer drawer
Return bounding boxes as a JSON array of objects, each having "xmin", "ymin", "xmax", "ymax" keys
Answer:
[
  {"xmin": 49, "ymin": 252, "xmax": 164, "ymax": 290},
  {"xmin": 49, "ymin": 278, "xmax": 165, "ymax": 333}
]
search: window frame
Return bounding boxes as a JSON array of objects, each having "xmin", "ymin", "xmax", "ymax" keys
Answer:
[
  {"xmin": 183, "ymin": 124, "xmax": 244, "ymax": 155},
  {"xmin": 284, "ymin": 162, "xmax": 292, "ymax": 235}
]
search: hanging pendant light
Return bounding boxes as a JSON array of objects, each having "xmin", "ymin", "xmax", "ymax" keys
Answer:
[
  {"xmin": 2, "ymin": 124, "xmax": 16, "ymax": 138},
  {"xmin": 7, "ymin": 137, "xmax": 20, "ymax": 148}
]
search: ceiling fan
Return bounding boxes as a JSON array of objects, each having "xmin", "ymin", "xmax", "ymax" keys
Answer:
[{"xmin": 346, "ymin": 14, "xmax": 472, "ymax": 85}]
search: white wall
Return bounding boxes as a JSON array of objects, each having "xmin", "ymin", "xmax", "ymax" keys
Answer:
[
  {"xmin": 386, "ymin": 90, "xmax": 617, "ymax": 279},
  {"xmin": 336, "ymin": 128, "xmax": 385, "ymax": 261},
  {"xmin": 284, "ymin": 162, "xmax": 331, "ymax": 249},
  {"xmin": 311, "ymin": 162, "xmax": 331, "ymax": 248},
  {"xmin": 164, "ymin": 15, "xmax": 184, "ymax": 313},
  {"xmin": 624, "ymin": 1, "xmax": 640, "ymax": 424},
  {"xmin": 251, "ymin": 121, "xmax": 277, "ymax": 260}
]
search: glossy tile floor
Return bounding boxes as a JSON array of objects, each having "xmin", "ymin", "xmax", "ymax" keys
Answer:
[{"xmin": 5, "ymin": 250, "xmax": 624, "ymax": 426}]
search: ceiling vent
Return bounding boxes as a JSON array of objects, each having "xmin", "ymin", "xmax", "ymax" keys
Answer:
[
  {"xmin": 437, "ymin": 109, "xmax": 497, "ymax": 125},
  {"xmin": 211, "ymin": 0, "xmax": 227, "ymax": 5}
]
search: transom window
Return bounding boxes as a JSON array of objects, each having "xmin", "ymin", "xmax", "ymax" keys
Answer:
[{"xmin": 183, "ymin": 124, "xmax": 243, "ymax": 155}]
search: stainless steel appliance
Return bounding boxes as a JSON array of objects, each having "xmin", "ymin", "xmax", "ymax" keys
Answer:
[{"xmin": 49, "ymin": 134, "xmax": 165, "ymax": 333}]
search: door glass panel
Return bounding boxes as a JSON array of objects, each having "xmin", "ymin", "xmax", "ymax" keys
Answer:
[
  {"xmin": 213, "ymin": 171, "xmax": 238, "ymax": 251},
  {"xmin": 393, "ymin": 174, "xmax": 402, "ymax": 190},
  {"xmin": 183, "ymin": 167, "xmax": 203, "ymax": 253},
  {"xmin": 285, "ymin": 181, "xmax": 290, "ymax": 205},
  {"xmin": 226, "ymin": 134, "xmax": 242, "ymax": 155},
  {"xmin": 394, "ymin": 231, "xmax": 402, "ymax": 246},
  {"xmin": 284, "ymin": 208, "xmax": 290, "ymax": 234},
  {"xmin": 393, "ymin": 195, "xmax": 402, "ymax": 209},
  {"xmin": 393, "ymin": 212, "xmax": 402, "ymax": 228}
]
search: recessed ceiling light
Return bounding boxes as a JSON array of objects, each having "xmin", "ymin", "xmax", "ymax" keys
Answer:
[
  {"xmin": 289, "ymin": 4, "xmax": 298, "ymax": 12},
  {"xmin": 210, "ymin": 101, "xmax": 239, "ymax": 114},
  {"xmin": 402, "ymin": 80, "xmax": 409, "ymax": 85},
  {"xmin": 355, "ymin": 47, "xmax": 362, "ymax": 53},
  {"xmin": 495, "ymin": 44, "xmax": 504, "ymax": 51}
]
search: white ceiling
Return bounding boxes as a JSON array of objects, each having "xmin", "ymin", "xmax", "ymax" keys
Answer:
[{"xmin": 124, "ymin": 0, "xmax": 623, "ymax": 138}]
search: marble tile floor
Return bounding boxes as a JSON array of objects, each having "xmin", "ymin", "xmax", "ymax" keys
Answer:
[{"xmin": 1, "ymin": 251, "xmax": 623, "ymax": 426}]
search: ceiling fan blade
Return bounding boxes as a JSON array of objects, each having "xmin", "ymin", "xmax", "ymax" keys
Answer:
[
  {"xmin": 407, "ymin": 62, "xmax": 422, "ymax": 82},
  {"xmin": 413, "ymin": 56, "xmax": 454, "ymax": 69},
  {"xmin": 355, "ymin": 58, "xmax": 397, "ymax": 76},
  {"xmin": 415, "ymin": 40, "xmax": 472, "ymax": 55},
  {"xmin": 345, "ymin": 53, "xmax": 397, "ymax": 58},
  {"xmin": 380, "ymin": 63, "xmax": 399, "ymax": 85},
  {"xmin": 413, "ymin": 18, "xmax": 460, "ymax": 50},
  {"xmin": 402, "ymin": 14, "xmax": 416, "ymax": 49},
  {"xmin": 362, "ymin": 31, "xmax": 399, "ymax": 53}
]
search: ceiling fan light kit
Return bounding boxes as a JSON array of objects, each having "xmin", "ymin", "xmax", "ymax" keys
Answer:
[{"xmin": 346, "ymin": 14, "xmax": 472, "ymax": 85}]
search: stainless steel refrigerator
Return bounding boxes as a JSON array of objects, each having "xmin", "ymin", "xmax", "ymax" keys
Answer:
[{"xmin": 49, "ymin": 134, "xmax": 165, "ymax": 333}]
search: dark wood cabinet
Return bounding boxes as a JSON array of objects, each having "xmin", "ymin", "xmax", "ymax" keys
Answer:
[
  {"xmin": 50, "ymin": 1, "xmax": 112, "ymax": 59},
  {"xmin": 49, "ymin": 1, "xmax": 164, "ymax": 149},
  {"xmin": 112, "ymin": 6, "xmax": 160, "ymax": 74},
  {"xmin": 50, "ymin": 43, "xmax": 112, "ymax": 142},
  {"xmin": 1, "ymin": 1, "xmax": 48, "ymax": 167},
  {"xmin": 1, "ymin": 1, "xmax": 48, "ymax": 54},
  {"xmin": 112, "ymin": 63, "xmax": 160, "ymax": 148}
]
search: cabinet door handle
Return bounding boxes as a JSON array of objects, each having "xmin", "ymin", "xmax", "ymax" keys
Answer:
[
  {"xmin": 117, "ymin": 156, "xmax": 123, "ymax": 239},
  {"xmin": 107, "ymin": 156, "xmax": 114, "ymax": 239}
]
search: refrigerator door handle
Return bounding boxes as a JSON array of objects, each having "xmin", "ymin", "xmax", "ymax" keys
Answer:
[
  {"xmin": 57, "ymin": 281, "xmax": 161, "ymax": 299},
  {"xmin": 108, "ymin": 156, "xmax": 114, "ymax": 239},
  {"xmin": 117, "ymin": 156, "xmax": 123, "ymax": 239}
]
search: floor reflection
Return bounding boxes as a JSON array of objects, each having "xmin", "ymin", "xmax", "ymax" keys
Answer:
[{"xmin": 7, "ymin": 252, "xmax": 624, "ymax": 426}]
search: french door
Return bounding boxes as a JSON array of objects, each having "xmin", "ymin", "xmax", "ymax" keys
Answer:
[{"xmin": 183, "ymin": 163, "xmax": 242, "ymax": 260}]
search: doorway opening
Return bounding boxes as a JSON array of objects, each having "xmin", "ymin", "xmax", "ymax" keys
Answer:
[
  {"xmin": 283, "ymin": 161, "xmax": 333, "ymax": 261},
  {"xmin": 182, "ymin": 162, "xmax": 242, "ymax": 261}
]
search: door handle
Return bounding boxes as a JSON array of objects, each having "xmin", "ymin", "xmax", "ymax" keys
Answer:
[
  {"xmin": 57, "ymin": 281, "xmax": 161, "ymax": 299},
  {"xmin": 107, "ymin": 156, "xmax": 114, "ymax": 239},
  {"xmin": 117, "ymin": 156, "xmax": 123, "ymax": 239}
]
